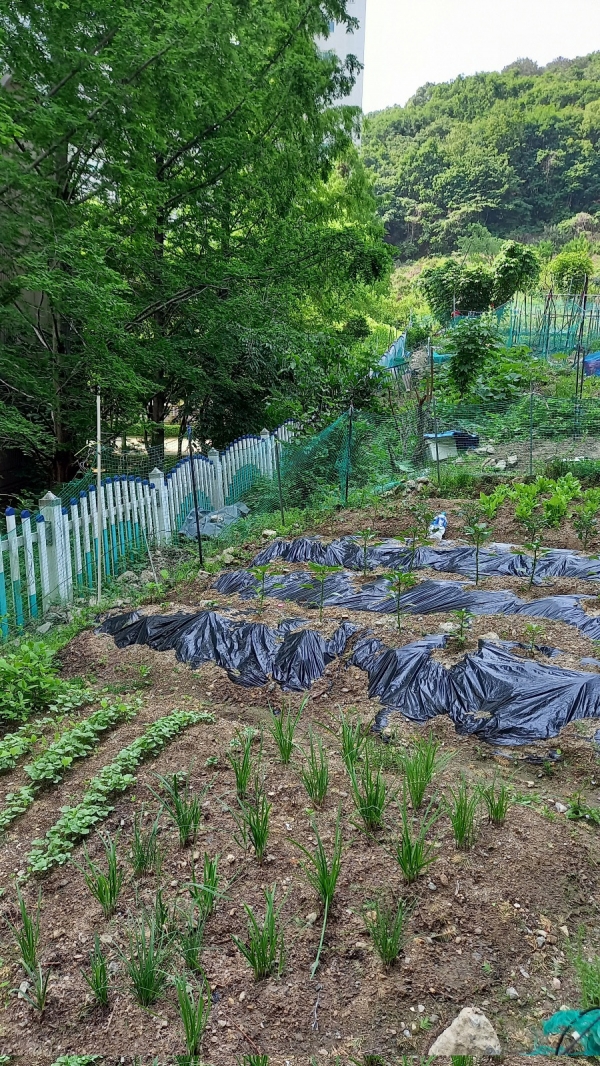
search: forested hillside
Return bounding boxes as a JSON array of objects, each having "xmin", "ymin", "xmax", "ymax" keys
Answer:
[{"xmin": 362, "ymin": 53, "xmax": 600, "ymax": 257}]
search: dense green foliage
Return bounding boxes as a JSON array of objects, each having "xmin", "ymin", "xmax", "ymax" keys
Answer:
[
  {"xmin": 363, "ymin": 53, "xmax": 600, "ymax": 257},
  {"xmin": 0, "ymin": 0, "xmax": 390, "ymax": 486},
  {"xmin": 420, "ymin": 242, "xmax": 539, "ymax": 319},
  {"xmin": 0, "ymin": 642, "xmax": 87, "ymax": 725}
]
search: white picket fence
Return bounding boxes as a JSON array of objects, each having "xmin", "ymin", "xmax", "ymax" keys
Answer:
[{"xmin": 0, "ymin": 421, "xmax": 297, "ymax": 639}]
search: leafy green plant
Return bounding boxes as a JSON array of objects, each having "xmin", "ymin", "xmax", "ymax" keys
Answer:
[
  {"xmin": 388, "ymin": 569, "xmax": 417, "ymax": 631},
  {"xmin": 249, "ymin": 563, "xmax": 283, "ymax": 613},
  {"xmin": 25, "ymin": 700, "xmax": 134, "ymax": 785},
  {"xmin": 0, "ymin": 784, "xmax": 36, "ymax": 831},
  {"xmin": 232, "ymin": 885, "xmax": 285, "ymax": 980},
  {"xmin": 357, "ymin": 528, "xmax": 377, "ymax": 574},
  {"xmin": 79, "ymin": 832, "xmax": 124, "ymax": 918},
  {"xmin": 464, "ymin": 521, "xmax": 492, "ymax": 584},
  {"xmin": 19, "ymin": 963, "xmax": 51, "ymax": 1014},
  {"xmin": 82, "ymin": 934, "xmax": 109, "ymax": 1007},
  {"xmin": 153, "ymin": 769, "xmax": 203, "ymax": 847},
  {"xmin": 480, "ymin": 779, "xmax": 512, "ymax": 826},
  {"xmin": 130, "ymin": 811, "xmax": 162, "ymax": 875},
  {"xmin": 232, "ymin": 782, "xmax": 271, "ymax": 862},
  {"xmin": 523, "ymin": 535, "xmax": 549, "ymax": 588},
  {"xmin": 349, "ymin": 751, "xmax": 388, "ymax": 830},
  {"xmin": 573, "ymin": 935, "xmax": 600, "ymax": 1008},
  {"xmin": 0, "ymin": 719, "xmax": 50, "ymax": 774},
  {"xmin": 27, "ymin": 710, "xmax": 211, "ymax": 872},
  {"xmin": 573, "ymin": 488, "xmax": 600, "ymax": 548},
  {"xmin": 364, "ymin": 896, "xmax": 411, "ymax": 966},
  {"xmin": 445, "ymin": 317, "xmax": 501, "ymax": 397},
  {"xmin": 0, "ymin": 642, "xmax": 86, "ymax": 726},
  {"xmin": 301, "ymin": 730, "xmax": 329, "ymax": 806},
  {"xmin": 305, "ymin": 562, "xmax": 343, "ymax": 621},
  {"xmin": 121, "ymin": 913, "xmax": 172, "ymax": 1006},
  {"xmin": 238, "ymin": 1054, "xmax": 269, "ymax": 1065},
  {"xmin": 446, "ymin": 776, "xmax": 479, "ymax": 850},
  {"xmin": 340, "ymin": 711, "xmax": 367, "ymax": 772},
  {"xmin": 567, "ymin": 794, "xmax": 600, "ymax": 826},
  {"xmin": 227, "ymin": 729, "xmax": 255, "ymax": 799},
  {"xmin": 451, "ymin": 608, "xmax": 474, "ymax": 649},
  {"xmin": 394, "ymin": 790, "xmax": 440, "ymax": 884},
  {"xmin": 478, "ymin": 486, "xmax": 509, "ymax": 520},
  {"xmin": 179, "ymin": 905, "xmax": 205, "ymax": 973},
  {"xmin": 175, "ymin": 975, "xmax": 210, "ymax": 1056},
  {"xmin": 294, "ymin": 813, "xmax": 342, "ymax": 977},
  {"xmin": 402, "ymin": 732, "xmax": 451, "ymax": 809},
  {"xmin": 269, "ymin": 698, "xmax": 304, "ymax": 765},
  {"xmin": 523, "ymin": 621, "xmax": 546, "ymax": 655},
  {"xmin": 188, "ymin": 853, "xmax": 220, "ymax": 920},
  {"xmin": 6, "ymin": 887, "xmax": 41, "ymax": 973}
]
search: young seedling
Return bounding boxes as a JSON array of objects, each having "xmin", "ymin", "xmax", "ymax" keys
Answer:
[
  {"xmin": 7, "ymin": 887, "xmax": 41, "ymax": 973},
  {"xmin": 394, "ymin": 788, "xmax": 440, "ymax": 883},
  {"xmin": 152, "ymin": 887, "xmax": 176, "ymax": 943},
  {"xmin": 300, "ymin": 730, "xmax": 329, "ymax": 806},
  {"xmin": 523, "ymin": 536, "xmax": 548, "ymax": 589},
  {"xmin": 356, "ymin": 528, "xmax": 377, "ymax": 575},
  {"xmin": 179, "ymin": 904, "xmax": 205, "ymax": 973},
  {"xmin": 294, "ymin": 812, "xmax": 342, "ymax": 978},
  {"xmin": 388, "ymin": 570, "xmax": 417, "ymax": 632},
  {"xmin": 402, "ymin": 732, "xmax": 452, "ymax": 809},
  {"xmin": 232, "ymin": 885, "xmax": 285, "ymax": 980},
  {"xmin": 175, "ymin": 974, "xmax": 210, "ymax": 1056},
  {"xmin": 130, "ymin": 811, "xmax": 162, "ymax": 876},
  {"xmin": 231, "ymin": 781, "xmax": 271, "ymax": 862},
  {"xmin": 249, "ymin": 564, "xmax": 283, "ymax": 614},
  {"xmin": 464, "ymin": 521, "xmax": 492, "ymax": 585},
  {"xmin": 79, "ymin": 832, "xmax": 124, "ymax": 918},
  {"xmin": 269, "ymin": 697, "xmax": 305, "ymax": 765},
  {"xmin": 188, "ymin": 852, "xmax": 220, "ymax": 920},
  {"xmin": 153, "ymin": 770, "xmax": 203, "ymax": 847},
  {"xmin": 451, "ymin": 608, "xmax": 474, "ymax": 649},
  {"xmin": 227, "ymin": 730, "xmax": 256, "ymax": 799},
  {"xmin": 19, "ymin": 963, "xmax": 51, "ymax": 1014},
  {"xmin": 573, "ymin": 937, "xmax": 600, "ymax": 1008},
  {"xmin": 523, "ymin": 621, "xmax": 546, "ymax": 656},
  {"xmin": 121, "ymin": 912, "xmax": 172, "ymax": 1006},
  {"xmin": 238, "ymin": 1056, "xmax": 269, "ymax": 1066},
  {"xmin": 364, "ymin": 895, "xmax": 412, "ymax": 966},
  {"xmin": 340, "ymin": 711, "xmax": 367, "ymax": 772},
  {"xmin": 349, "ymin": 752, "xmax": 388, "ymax": 831},
  {"xmin": 480, "ymin": 779, "xmax": 512, "ymax": 827},
  {"xmin": 304, "ymin": 562, "xmax": 342, "ymax": 621},
  {"xmin": 82, "ymin": 934, "xmax": 109, "ymax": 1007},
  {"xmin": 404, "ymin": 501, "xmax": 434, "ymax": 569},
  {"xmin": 446, "ymin": 776, "xmax": 479, "ymax": 850}
]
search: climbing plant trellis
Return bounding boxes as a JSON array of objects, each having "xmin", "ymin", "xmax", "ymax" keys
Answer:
[{"xmin": 0, "ymin": 422, "xmax": 296, "ymax": 640}]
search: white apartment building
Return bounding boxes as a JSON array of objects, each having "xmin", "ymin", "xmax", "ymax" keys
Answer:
[{"xmin": 317, "ymin": 0, "xmax": 367, "ymax": 110}]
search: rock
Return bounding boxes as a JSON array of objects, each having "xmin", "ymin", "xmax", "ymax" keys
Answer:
[
  {"xmin": 139, "ymin": 569, "xmax": 154, "ymax": 584},
  {"xmin": 220, "ymin": 550, "xmax": 236, "ymax": 565},
  {"xmin": 239, "ymin": 990, "xmax": 246, "ymax": 1002},
  {"xmin": 416, "ymin": 476, "xmax": 429, "ymax": 484},
  {"xmin": 439, "ymin": 621, "xmax": 458, "ymax": 634},
  {"xmin": 262, "ymin": 529, "xmax": 277, "ymax": 538},
  {"xmin": 555, "ymin": 801, "xmax": 568, "ymax": 813},
  {"xmin": 117, "ymin": 570, "xmax": 137, "ymax": 583},
  {"xmin": 17, "ymin": 980, "xmax": 30, "ymax": 1000},
  {"xmin": 494, "ymin": 460, "xmax": 507, "ymax": 471},
  {"xmin": 406, "ymin": 479, "xmax": 417, "ymax": 489},
  {"xmin": 559, "ymin": 925, "xmax": 569, "ymax": 938},
  {"xmin": 36, "ymin": 621, "xmax": 53, "ymax": 635},
  {"xmin": 429, "ymin": 1007, "xmax": 501, "ymax": 1057},
  {"xmin": 428, "ymin": 881, "xmax": 437, "ymax": 891},
  {"xmin": 506, "ymin": 986, "xmax": 519, "ymax": 999},
  {"xmin": 484, "ymin": 445, "xmax": 496, "ymax": 454},
  {"xmin": 306, "ymin": 912, "xmax": 318, "ymax": 926},
  {"xmin": 480, "ymin": 631, "xmax": 500, "ymax": 643},
  {"xmin": 552, "ymin": 977, "xmax": 561, "ymax": 990},
  {"xmin": 454, "ymin": 457, "xmax": 465, "ymax": 465},
  {"xmin": 108, "ymin": 961, "xmax": 120, "ymax": 974},
  {"xmin": 507, "ymin": 455, "xmax": 518, "ymax": 467}
]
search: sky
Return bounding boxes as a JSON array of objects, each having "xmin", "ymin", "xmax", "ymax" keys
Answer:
[{"xmin": 362, "ymin": 0, "xmax": 600, "ymax": 113}]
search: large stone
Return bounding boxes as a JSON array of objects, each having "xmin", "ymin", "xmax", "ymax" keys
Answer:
[
  {"xmin": 429, "ymin": 1007, "xmax": 501, "ymax": 1057},
  {"xmin": 507, "ymin": 454, "xmax": 518, "ymax": 466}
]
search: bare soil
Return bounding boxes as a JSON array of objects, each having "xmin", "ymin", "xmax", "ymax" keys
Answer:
[{"xmin": 1, "ymin": 499, "xmax": 599, "ymax": 1066}]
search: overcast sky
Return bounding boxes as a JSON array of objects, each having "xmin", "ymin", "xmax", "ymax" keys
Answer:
[{"xmin": 362, "ymin": 0, "xmax": 600, "ymax": 113}]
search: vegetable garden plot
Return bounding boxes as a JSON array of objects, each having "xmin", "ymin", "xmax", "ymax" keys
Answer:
[{"xmin": 98, "ymin": 610, "xmax": 600, "ymax": 744}]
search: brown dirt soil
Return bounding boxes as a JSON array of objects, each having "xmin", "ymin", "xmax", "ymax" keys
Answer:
[{"xmin": 1, "ymin": 506, "xmax": 600, "ymax": 1066}]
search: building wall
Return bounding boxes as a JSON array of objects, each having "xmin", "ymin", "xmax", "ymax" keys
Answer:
[{"xmin": 317, "ymin": 0, "xmax": 367, "ymax": 110}]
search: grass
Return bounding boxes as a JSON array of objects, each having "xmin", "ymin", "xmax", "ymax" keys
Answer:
[
  {"xmin": 573, "ymin": 939, "xmax": 600, "ymax": 1008},
  {"xmin": 20, "ymin": 963, "xmax": 51, "ymax": 1014},
  {"xmin": 394, "ymin": 789, "xmax": 440, "ymax": 884},
  {"xmin": 339, "ymin": 711, "xmax": 367, "ymax": 772},
  {"xmin": 121, "ymin": 913, "xmax": 172, "ymax": 1006},
  {"xmin": 402, "ymin": 732, "xmax": 451, "ymax": 809},
  {"xmin": 79, "ymin": 832, "xmax": 124, "ymax": 918},
  {"xmin": 446, "ymin": 776, "xmax": 479, "ymax": 850},
  {"xmin": 349, "ymin": 751, "xmax": 388, "ymax": 831},
  {"xmin": 232, "ymin": 782, "xmax": 271, "ymax": 862},
  {"xmin": 232, "ymin": 885, "xmax": 285, "ymax": 980},
  {"xmin": 238, "ymin": 1056, "xmax": 269, "ymax": 1066},
  {"xmin": 175, "ymin": 975, "xmax": 210, "ymax": 1056},
  {"xmin": 301, "ymin": 729, "xmax": 329, "ymax": 806},
  {"xmin": 188, "ymin": 853, "xmax": 220, "ymax": 920},
  {"xmin": 364, "ymin": 896, "xmax": 411, "ymax": 966},
  {"xmin": 480, "ymin": 779, "xmax": 512, "ymax": 826},
  {"xmin": 294, "ymin": 812, "xmax": 342, "ymax": 977},
  {"xmin": 269, "ymin": 697, "xmax": 304, "ymax": 764},
  {"xmin": 227, "ymin": 730, "xmax": 255, "ymax": 799},
  {"xmin": 130, "ymin": 811, "xmax": 162, "ymax": 875},
  {"xmin": 7, "ymin": 887, "xmax": 41, "ymax": 973},
  {"xmin": 179, "ymin": 905, "xmax": 205, "ymax": 973},
  {"xmin": 82, "ymin": 935, "xmax": 109, "ymax": 1006},
  {"xmin": 154, "ymin": 770, "xmax": 203, "ymax": 847}
]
